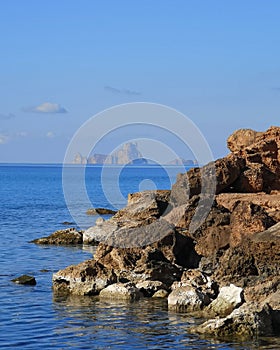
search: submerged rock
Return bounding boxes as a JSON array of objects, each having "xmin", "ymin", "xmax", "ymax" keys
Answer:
[{"xmin": 12, "ymin": 275, "xmax": 36, "ymax": 285}]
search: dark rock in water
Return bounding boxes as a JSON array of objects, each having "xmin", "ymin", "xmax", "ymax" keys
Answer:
[
  {"xmin": 61, "ymin": 221, "xmax": 75, "ymax": 225},
  {"xmin": 12, "ymin": 275, "xmax": 36, "ymax": 285},
  {"xmin": 31, "ymin": 228, "xmax": 84, "ymax": 245},
  {"xmin": 86, "ymin": 208, "xmax": 117, "ymax": 215}
]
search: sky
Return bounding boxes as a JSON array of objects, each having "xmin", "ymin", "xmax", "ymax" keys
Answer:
[{"xmin": 0, "ymin": 0, "xmax": 280, "ymax": 163}]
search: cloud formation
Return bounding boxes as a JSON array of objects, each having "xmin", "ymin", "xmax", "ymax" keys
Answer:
[
  {"xmin": 0, "ymin": 113, "xmax": 15, "ymax": 120},
  {"xmin": 23, "ymin": 102, "xmax": 67, "ymax": 114},
  {"xmin": 46, "ymin": 131, "xmax": 55, "ymax": 138},
  {"xmin": 0, "ymin": 133, "xmax": 9, "ymax": 144},
  {"xmin": 104, "ymin": 86, "xmax": 141, "ymax": 96}
]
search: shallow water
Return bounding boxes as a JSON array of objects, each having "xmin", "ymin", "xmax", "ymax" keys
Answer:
[{"xmin": 0, "ymin": 164, "xmax": 279, "ymax": 349}]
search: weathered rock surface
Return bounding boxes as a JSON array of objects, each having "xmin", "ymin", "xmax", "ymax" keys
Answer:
[
  {"xmin": 168, "ymin": 286, "xmax": 210, "ymax": 312},
  {"xmin": 206, "ymin": 284, "xmax": 243, "ymax": 317},
  {"xmin": 52, "ymin": 126, "xmax": 280, "ymax": 340},
  {"xmin": 52, "ymin": 260, "xmax": 117, "ymax": 296},
  {"xmin": 12, "ymin": 275, "xmax": 36, "ymax": 285},
  {"xmin": 135, "ymin": 280, "xmax": 168, "ymax": 297},
  {"xmin": 99, "ymin": 282, "xmax": 141, "ymax": 301},
  {"xmin": 86, "ymin": 208, "xmax": 117, "ymax": 215},
  {"xmin": 31, "ymin": 228, "xmax": 84, "ymax": 245},
  {"xmin": 190, "ymin": 303, "xmax": 274, "ymax": 339}
]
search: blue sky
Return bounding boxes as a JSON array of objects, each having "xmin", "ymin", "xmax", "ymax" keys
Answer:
[{"xmin": 0, "ymin": 0, "xmax": 280, "ymax": 162}]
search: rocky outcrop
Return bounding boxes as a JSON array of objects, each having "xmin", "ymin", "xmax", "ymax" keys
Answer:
[
  {"xmin": 12, "ymin": 275, "xmax": 36, "ymax": 285},
  {"xmin": 206, "ymin": 284, "xmax": 244, "ymax": 317},
  {"xmin": 53, "ymin": 126, "xmax": 280, "ymax": 340},
  {"xmin": 86, "ymin": 208, "xmax": 117, "ymax": 215},
  {"xmin": 190, "ymin": 303, "xmax": 274, "ymax": 339},
  {"xmin": 31, "ymin": 228, "xmax": 84, "ymax": 245},
  {"xmin": 99, "ymin": 282, "xmax": 141, "ymax": 301}
]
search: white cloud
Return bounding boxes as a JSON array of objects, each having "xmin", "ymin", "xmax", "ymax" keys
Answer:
[
  {"xmin": 16, "ymin": 131, "xmax": 27, "ymax": 137},
  {"xmin": 46, "ymin": 131, "xmax": 55, "ymax": 138},
  {"xmin": 23, "ymin": 102, "xmax": 67, "ymax": 114},
  {"xmin": 0, "ymin": 134, "xmax": 9, "ymax": 144}
]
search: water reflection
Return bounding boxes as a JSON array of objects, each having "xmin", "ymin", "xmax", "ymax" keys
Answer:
[{"xmin": 53, "ymin": 295, "xmax": 279, "ymax": 349}]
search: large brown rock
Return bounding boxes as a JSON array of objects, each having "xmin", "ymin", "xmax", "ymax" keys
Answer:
[
  {"xmin": 227, "ymin": 128, "xmax": 263, "ymax": 152},
  {"xmin": 228, "ymin": 126, "xmax": 280, "ymax": 192}
]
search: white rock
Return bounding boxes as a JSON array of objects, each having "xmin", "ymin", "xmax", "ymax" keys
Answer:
[
  {"xmin": 99, "ymin": 282, "xmax": 141, "ymax": 301},
  {"xmin": 168, "ymin": 286, "xmax": 210, "ymax": 312},
  {"xmin": 207, "ymin": 283, "xmax": 243, "ymax": 316}
]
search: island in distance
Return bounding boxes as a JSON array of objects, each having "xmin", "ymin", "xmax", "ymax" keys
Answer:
[{"xmin": 73, "ymin": 142, "xmax": 196, "ymax": 166}]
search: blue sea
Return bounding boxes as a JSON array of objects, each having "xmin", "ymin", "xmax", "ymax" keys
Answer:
[{"xmin": 0, "ymin": 164, "xmax": 276, "ymax": 349}]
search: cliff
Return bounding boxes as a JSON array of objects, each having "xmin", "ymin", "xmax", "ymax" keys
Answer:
[{"xmin": 53, "ymin": 126, "xmax": 280, "ymax": 340}]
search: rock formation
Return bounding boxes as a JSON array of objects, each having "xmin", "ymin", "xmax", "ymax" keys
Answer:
[
  {"xmin": 73, "ymin": 142, "xmax": 145, "ymax": 165},
  {"xmin": 53, "ymin": 126, "xmax": 280, "ymax": 340}
]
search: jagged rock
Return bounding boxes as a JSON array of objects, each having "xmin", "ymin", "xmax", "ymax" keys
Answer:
[
  {"xmin": 99, "ymin": 282, "xmax": 141, "ymax": 301},
  {"xmin": 52, "ymin": 260, "xmax": 117, "ymax": 296},
  {"xmin": 136, "ymin": 280, "xmax": 168, "ymax": 297},
  {"xmin": 31, "ymin": 228, "xmax": 84, "ymax": 245},
  {"xmin": 12, "ymin": 275, "xmax": 36, "ymax": 285},
  {"xmin": 86, "ymin": 208, "xmax": 117, "ymax": 215},
  {"xmin": 83, "ymin": 190, "xmax": 171, "ymax": 246},
  {"xmin": 227, "ymin": 128, "xmax": 263, "ymax": 153},
  {"xmin": 214, "ymin": 222, "xmax": 280, "ymax": 286},
  {"xmin": 216, "ymin": 192, "xmax": 280, "ymax": 222},
  {"xmin": 228, "ymin": 126, "xmax": 280, "ymax": 192},
  {"xmin": 168, "ymin": 286, "xmax": 210, "ymax": 312},
  {"xmin": 206, "ymin": 284, "xmax": 244, "ymax": 317},
  {"xmin": 171, "ymin": 269, "xmax": 218, "ymax": 300},
  {"xmin": 190, "ymin": 303, "xmax": 274, "ymax": 339}
]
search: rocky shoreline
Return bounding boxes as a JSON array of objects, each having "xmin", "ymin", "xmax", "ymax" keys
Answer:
[{"xmin": 47, "ymin": 127, "xmax": 279, "ymax": 340}]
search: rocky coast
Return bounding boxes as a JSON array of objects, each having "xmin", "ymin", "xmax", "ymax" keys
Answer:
[{"xmin": 51, "ymin": 126, "xmax": 280, "ymax": 340}]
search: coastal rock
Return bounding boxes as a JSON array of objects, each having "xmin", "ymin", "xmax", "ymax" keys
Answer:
[
  {"xmin": 228, "ymin": 126, "xmax": 280, "ymax": 192},
  {"xmin": 135, "ymin": 280, "xmax": 168, "ymax": 297},
  {"xmin": 214, "ymin": 222, "xmax": 280, "ymax": 285},
  {"xmin": 168, "ymin": 285, "xmax": 210, "ymax": 312},
  {"xmin": 152, "ymin": 289, "xmax": 169, "ymax": 298},
  {"xmin": 52, "ymin": 259, "xmax": 117, "ymax": 296},
  {"xmin": 83, "ymin": 190, "xmax": 171, "ymax": 246},
  {"xmin": 12, "ymin": 275, "xmax": 36, "ymax": 285},
  {"xmin": 99, "ymin": 282, "xmax": 141, "ymax": 301},
  {"xmin": 31, "ymin": 228, "xmax": 84, "ymax": 245},
  {"xmin": 190, "ymin": 303, "xmax": 274, "ymax": 339},
  {"xmin": 86, "ymin": 208, "xmax": 117, "ymax": 215},
  {"xmin": 171, "ymin": 269, "xmax": 218, "ymax": 300},
  {"xmin": 227, "ymin": 128, "xmax": 263, "ymax": 153},
  {"xmin": 216, "ymin": 191, "xmax": 280, "ymax": 222},
  {"xmin": 206, "ymin": 284, "xmax": 244, "ymax": 317}
]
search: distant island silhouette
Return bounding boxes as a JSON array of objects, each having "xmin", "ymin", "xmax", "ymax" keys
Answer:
[{"xmin": 73, "ymin": 142, "xmax": 196, "ymax": 166}]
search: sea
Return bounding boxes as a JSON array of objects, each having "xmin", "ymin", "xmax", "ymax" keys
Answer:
[{"xmin": 0, "ymin": 164, "xmax": 278, "ymax": 349}]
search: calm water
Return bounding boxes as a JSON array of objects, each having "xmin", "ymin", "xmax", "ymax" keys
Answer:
[{"xmin": 0, "ymin": 164, "xmax": 278, "ymax": 349}]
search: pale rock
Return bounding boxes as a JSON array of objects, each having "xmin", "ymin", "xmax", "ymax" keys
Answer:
[
  {"xmin": 190, "ymin": 303, "xmax": 273, "ymax": 338},
  {"xmin": 99, "ymin": 282, "xmax": 141, "ymax": 301},
  {"xmin": 168, "ymin": 286, "xmax": 210, "ymax": 312},
  {"xmin": 207, "ymin": 284, "xmax": 244, "ymax": 316}
]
